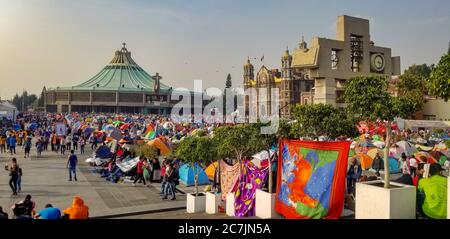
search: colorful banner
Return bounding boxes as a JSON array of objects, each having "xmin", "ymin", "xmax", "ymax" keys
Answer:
[
  {"xmin": 234, "ymin": 161, "xmax": 269, "ymax": 218},
  {"xmin": 276, "ymin": 139, "xmax": 351, "ymax": 219},
  {"xmin": 220, "ymin": 160, "xmax": 240, "ymax": 201}
]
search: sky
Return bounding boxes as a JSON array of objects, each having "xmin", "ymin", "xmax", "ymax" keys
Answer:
[{"xmin": 0, "ymin": 0, "xmax": 449, "ymax": 99}]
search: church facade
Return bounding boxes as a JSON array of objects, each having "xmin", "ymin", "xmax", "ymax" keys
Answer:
[{"xmin": 244, "ymin": 15, "xmax": 401, "ymax": 118}]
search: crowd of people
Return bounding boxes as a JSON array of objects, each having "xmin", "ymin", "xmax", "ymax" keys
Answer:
[
  {"xmin": 346, "ymin": 127, "xmax": 449, "ymax": 219},
  {"xmin": 1, "ymin": 112, "xmax": 448, "ymax": 219}
]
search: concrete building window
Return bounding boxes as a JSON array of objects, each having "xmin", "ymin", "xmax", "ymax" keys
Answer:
[
  {"xmin": 350, "ymin": 35, "xmax": 363, "ymax": 72},
  {"xmin": 331, "ymin": 49, "xmax": 339, "ymax": 70}
]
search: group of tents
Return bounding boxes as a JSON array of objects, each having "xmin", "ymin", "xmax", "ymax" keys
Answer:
[{"xmin": 350, "ymin": 134, "xmax": 450, "ymax": 173}]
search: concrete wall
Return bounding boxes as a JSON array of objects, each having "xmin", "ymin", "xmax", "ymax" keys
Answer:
[{"xmin": 422, "ymin": 98, "xmax": 450, "ymax": 121}]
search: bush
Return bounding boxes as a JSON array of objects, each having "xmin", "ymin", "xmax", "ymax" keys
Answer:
[{"xmin": 129, "ymin": 144, "xmax": 158, "ymax": 159}]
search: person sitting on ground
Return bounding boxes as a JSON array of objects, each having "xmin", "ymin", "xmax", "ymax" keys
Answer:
[
  {"xmin": 0, "ymin": 206, "xmax": 8, "ymax": 219},
  {"xmin": 418, "ymin": 163, "xmax": 448, "ymax": 219},
  {"xmin": 63, "ymin": 196, "xmax": 89, "ymax": 219},
  {"xmin": 35, "ymin": 204, "xmax": 61, "ymax": 219},
  {"xmin": 16, "ymin": 195, "xmax": 36, "ymax": 217}
]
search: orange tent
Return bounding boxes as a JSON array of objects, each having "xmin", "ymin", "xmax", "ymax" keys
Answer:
[
  {"xmin": 147, "ymin": 138, "xmax": 170, "ymax": 155},
  {"xmin": 354, "ymin": 153, "xmax": 374, "ymax": 170},
  {"xmin": 205, "ymin": 162, "xmax": 218, "ymax": 180}
]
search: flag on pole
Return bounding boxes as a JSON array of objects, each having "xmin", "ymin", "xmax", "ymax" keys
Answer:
[{"xmin": 260, "ymin": 54, "xmax": 264, "ymax": 62}]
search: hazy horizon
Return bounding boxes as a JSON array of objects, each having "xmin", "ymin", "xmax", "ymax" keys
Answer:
[{"xmin": 1, "ymin": 0, "xmax": 449, "ymax": 99}]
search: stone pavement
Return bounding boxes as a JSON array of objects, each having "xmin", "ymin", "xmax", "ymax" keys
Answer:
[{"xmin": 0, "ymin": 145, "xmax": 187, "ymax": 218}]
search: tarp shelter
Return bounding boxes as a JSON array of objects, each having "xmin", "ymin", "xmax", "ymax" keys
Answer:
[
  {"xmin": 205, "ymin": 162, "xmax": 218, "ymax": 180},
  {"xmin": 147, "ymin": 138, "xmax": 170, "ymax": 155},
  {"xmin": 179, "ymin": 163, "xmax": 210, "ymax": 186}
]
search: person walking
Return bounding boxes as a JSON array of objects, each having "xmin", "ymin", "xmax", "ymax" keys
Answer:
[
  {"xmin": 0, "ymin": 135, "xmax": 6, "ymax": 154},
  {"xmin": 5, "ymin": 158, "xmax": 19, "ymax": 195},
  {"xmin": 8, "ymin": 135, "xmax": 17, "ymax": 155},
  {"xmin": 67, "ymin": 150, "xmax": 78, "ymax": 181},
  {"xmin": 23, "ymin": 137, "xmax": 32, "ymax": 158},
  {"xmin": 66, "ymin": 134, "xmax": 72, "ymax": 151},
  {"xmin": 79, "ymin": 137, "xmax": 85, "ymax": 154},
  {"xmin": 60, "ymin": 137, "xmax": 66, "ymax": 155},
  {"xmin": 133, "ymin": 156, "xmax": 146, "ymax": 186},
  {"xmin": 16, "ymin": 166, "xmax": 23, "ymax": 193},
  {"xmin": 36, "ymin": 139, "xmax": 43, "ymax": 158},
  {"xmin": 72, "ymin": 134, "xmax": 79, "ymax": 152}
]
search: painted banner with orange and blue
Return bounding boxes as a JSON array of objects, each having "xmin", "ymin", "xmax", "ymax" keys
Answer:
[{"xmin": 275, "ymin": 139, "xmax": 351, "ymax": 219}]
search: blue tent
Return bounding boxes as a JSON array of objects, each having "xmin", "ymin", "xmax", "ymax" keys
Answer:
[
  {"xmin": 179, "ymin": 163, "xmax": 210, "ymax": 186},
  {"xmin": 389, "ymin": 157, "xmax": 401, "ymax": 174}
]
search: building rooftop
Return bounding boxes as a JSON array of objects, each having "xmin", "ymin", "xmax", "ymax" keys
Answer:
[{"xmin": 50, "ymin": 43, "xmax": 171, "ymax": 93}]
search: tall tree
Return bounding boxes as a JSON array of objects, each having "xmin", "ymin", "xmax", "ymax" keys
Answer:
[
  {"xmin": 176, "ymin": 137, "xmax": 217, "ymax": 196},
  {"xmin": 225, "ymin": 73, "xmax": 232, "ymax": 88},
  {"xmin": 396, "ymin": 73, "xmax": 426, "ymax": 119},
  {"xmin": 428, "ymin": 54, "xmax": 450, "ymax": 101},
  {"xmin": 344, "ymin": 76, "xmax": 397, "ymax": 188},
  {"xmin": 290, "ymin": 103, "xmax": 358, "ymax": 139},
  {"xmin": 403, "ymin": 64, "xmax": 432, "ymax": 79}
]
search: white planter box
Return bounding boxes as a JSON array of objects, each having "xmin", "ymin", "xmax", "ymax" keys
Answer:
[
  {"xmin": 186, "ymin": 193, "xmax": 206, "ymax": 213},
  {"xmin": 206, "ymin": 192, "xmax": 221, "ymax": 214},
  {"xmin": 355, "ymin": 180, "xmax": 416, "ymax": 219},
  {"xmin": 255, "ymin": 189, "xmax": 282, "ymax": 219},
  {"xmin": 226, "ymin": 192, "xmax": 235, "ymax": 217}
]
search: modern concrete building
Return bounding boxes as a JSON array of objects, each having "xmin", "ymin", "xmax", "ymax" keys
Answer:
[
  {"xmin": 44, "ymin": 43, "xmax": 176, "ymax": 114},
  {"xmin": 244, "ymin": 15, "xmax": 401, "ymax": 118}
]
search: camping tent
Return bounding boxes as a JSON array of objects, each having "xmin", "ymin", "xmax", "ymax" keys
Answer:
[
  {"xmin": 179, "ymin": 163, "xmax": 210, "ymax": 186},
  {"xmin": 96, "ymin": 145, "xmax": 113, "ymax": 159},
  {"xmin": 147, "ymin": 138, "xmax": 170, "ymax": 155},
  {"xmin": 205, "ymin": 162, "xmax": 218, "ymax": 180},
  {"xmin": 354, "ymin": 153, "xmax": 373, "ymax": 170}
]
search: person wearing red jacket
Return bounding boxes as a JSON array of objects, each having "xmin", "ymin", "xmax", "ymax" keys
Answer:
[{"xmin": 133, "ymin": 156, "xmax": 147, "ymax": 186}]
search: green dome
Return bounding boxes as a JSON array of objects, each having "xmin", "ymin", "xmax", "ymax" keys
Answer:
[{"xmin": 63, "ymin": 43, "xmax": 170, "ymax": 92}]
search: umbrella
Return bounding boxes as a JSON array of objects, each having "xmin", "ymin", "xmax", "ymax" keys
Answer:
[
  {"xmin": 83, "ymin": 127, "xmax": 94, "ymax": 135},
  {"xmin": 353, "ymin": 153, "xmax": 374, "ymax": 170},
  {"xmin": 395, "ymin": 141, "xmax": 418, "ymax": 157}
]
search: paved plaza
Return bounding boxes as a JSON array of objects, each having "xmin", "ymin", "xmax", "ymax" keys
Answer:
[{"xmin": 0, "ymin": 145, "xmax": 189, "ymax": 218}]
